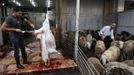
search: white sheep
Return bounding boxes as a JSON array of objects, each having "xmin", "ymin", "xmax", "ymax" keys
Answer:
[
  {"xmin": 101, "ymin": 45, "xmax": 120, "ymax": 65},
  {"xmin": 111, "ymin": 41, "xmax": 124, "ymax": 49},
  {"xmin": 95, "ymin": 40, "xmax": 106, "ymax": 58},
  {"xmin": 86, "ymin": 34, "xmax": 93, "ymax": 49}
]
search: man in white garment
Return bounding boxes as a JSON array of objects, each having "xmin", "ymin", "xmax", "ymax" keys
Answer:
[
  {"xmin": 99, "ymin": 22, "xmax": 116, "ymax": 40},
  {"xmin": 99, "ymin": 22, "xmax": 116, "ymax": 49}
]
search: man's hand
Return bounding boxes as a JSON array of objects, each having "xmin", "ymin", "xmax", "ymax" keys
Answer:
[
  {"xmin": 33, "ymin": 30, "xmax": 44, "ymax": 36},
  {"xmin": 24, "ymin": 18, "xmax": 28, "ymax": 22},
  {"xmin": 30, "ymin": 24, "xmax": 35, "ymax": 28},
  {"xmin": 101, "ymin": 37, "xmax": 104, "ymax": 40},
  {"xmin": 15, "ymin": 29, "xmax": 22, "ymax": 32}
]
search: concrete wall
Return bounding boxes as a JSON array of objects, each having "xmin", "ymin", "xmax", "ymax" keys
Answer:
[
  {"xmin": 117, "ymin": 10, "xmax": 134, "ymax": 35},
  {"xmin": 0, "ymin": 7, "xmax": 15, "ymax": 45},
  {"xmin": 28, "ymin": 12, "xmax": 45, "ymax": 29},
  {"xmin": 59, "ymin": 0, "xmax": 103, "ymax": 32}
]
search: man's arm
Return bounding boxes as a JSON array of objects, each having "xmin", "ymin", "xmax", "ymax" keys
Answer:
[
  {"xmin": 1, "ymin": 22, "xmax": 22, "ymax": 32},
  {"xmin": 99, "ymin": 26, "xmax": 106, "ymax": 35},
  {"xmin": 24, "ymin": 19, "xmax": 35, "ymax": 28},
  {"xmin": 111, "ymin": 30, "xmax": 114, "ymax": 40},
  {"xmin": 99, "ymin": 26, "xmax": 106, "ymax": 40}
]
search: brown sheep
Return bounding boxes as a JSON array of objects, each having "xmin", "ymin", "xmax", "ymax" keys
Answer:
[
  {"xmin": 88, "ymin": 57, "xmax": 104, "ymax": 75},
  {"xmin": 121, "ymin": 40, "xmax": 134, "ymax": 61}
]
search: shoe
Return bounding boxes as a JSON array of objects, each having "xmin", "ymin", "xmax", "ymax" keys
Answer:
[
  {"xmin": 17, "ymin": 64, "xmax": 24, "ymax": 69},
  {"xmin": 23, "ymin": 61, "xmax": 31, "ymax": 64}
]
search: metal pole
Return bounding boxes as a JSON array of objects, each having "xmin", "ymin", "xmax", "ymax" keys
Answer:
[{"xmin": 74, "ymin": 0, "xmax": 80, "ymax": 60}]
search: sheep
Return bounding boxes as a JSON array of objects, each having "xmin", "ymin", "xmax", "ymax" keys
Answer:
[
  {"xmin": 121, "ymin": 40, "xmax": 134, "ymax": 61},
  {"xmin": 88, "ymin": 57, "xmax": 105, "ymax": 75},
  {"xmin": 79, "ymin": 36, "xmax": 87, "ymax": 47},
  {"xmin": 79, "ymin": 35, "xmax": 92, "ymax": 51},
  {"xmin": 101, "ymin": 45, "xmax": 120, "ymax": 65},
  {"xmin": 95, "ymin": 40, "xmax": 106, "ymax": 58},
  {"xmin": 0, "ymin": 63, "xmax": 6, "ymax": 73},
  {"xmin": 111, "ymin": 41, "xmax": 124, "ymax": 49},
  {"xmin": 120, "ymin": 31, "xmax": 134, "ymax": 42},
  {"xmin": 104, "ymin": 62, "xmax": 134, "ymax": 75},
  {"xmin": 100, "ymin": 41, "xmax": 124, "ymax": 65},
  {"xmin": 86, "ymin": 33, "xmax": 93, "ymax": 49},
  {"xmin": 122, "ymin": 60, "xmax": 134, "ymax": 67},
  {"xmin": 78, "ymin": 31, "xmax": 93, "ymax": 50}
]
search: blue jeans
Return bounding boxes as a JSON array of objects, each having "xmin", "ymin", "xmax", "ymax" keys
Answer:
[{"xmin": 10, "ymin": 36, "xmax": 27, "ymax": 65}]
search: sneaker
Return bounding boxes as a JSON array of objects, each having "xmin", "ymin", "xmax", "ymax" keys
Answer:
[
  {"xmin": 17, "ymin": 64, "xmax": 24, "ymax": 69},
  {"xmin": 23, "ymin": 61, "xmax": 31, "ymax": 64}
]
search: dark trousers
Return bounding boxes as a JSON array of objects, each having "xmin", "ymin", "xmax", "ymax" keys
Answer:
[
  {"xmin": 10, "ymin": 37, "xmax": 27, "ymax": 65},
  {"xmin": 104, "ymin": 36, "xmax": 113, "ymax": 49},
  {"xmin": 94, "ymin": 32, "xmax": 102, "ymax": 40}
]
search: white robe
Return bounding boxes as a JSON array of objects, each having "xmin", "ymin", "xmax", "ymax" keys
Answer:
[{"xmin": 35, "ymin": 14, "xmax": 59, "ymax": 62}]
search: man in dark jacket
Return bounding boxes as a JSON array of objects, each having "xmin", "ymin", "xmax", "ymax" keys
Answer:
[{"xmin": 1, "ymin": 7, "xmax": 34, "ymax": 69}]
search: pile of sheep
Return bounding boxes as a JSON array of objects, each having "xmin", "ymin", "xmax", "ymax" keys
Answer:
[{"xmin": 65, "ymin": 30, "xmax": 134, "ymax": 75}]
